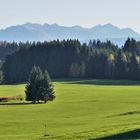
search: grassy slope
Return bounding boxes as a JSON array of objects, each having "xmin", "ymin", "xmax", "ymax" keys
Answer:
[
  {"xmin": 0, "ymin": 84, "xmax": 25, "ymax": 97},
  {"xmin": 0, "ymin": 79, "xmax": 140, "ymax": 140}
]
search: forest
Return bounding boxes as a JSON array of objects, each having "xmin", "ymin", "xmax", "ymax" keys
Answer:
[{"xmin": 1, "ymin": 38, "xmax": 140, "ymax": 83}]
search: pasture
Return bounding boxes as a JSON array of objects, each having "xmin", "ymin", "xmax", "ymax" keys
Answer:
[{"xmin": 0, "ymin": 79, "xmax": 140, "ymax": 140}]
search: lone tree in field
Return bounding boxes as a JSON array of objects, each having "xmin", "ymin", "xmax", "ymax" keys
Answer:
[{"xmin": 25, "ymin": 66, "xmax": 55, "ymax": 103}]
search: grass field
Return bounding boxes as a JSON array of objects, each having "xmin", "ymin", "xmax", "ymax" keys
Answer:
[{"xmin": 0, "ymin": 79, "xmax": 140, "ymax": 140}]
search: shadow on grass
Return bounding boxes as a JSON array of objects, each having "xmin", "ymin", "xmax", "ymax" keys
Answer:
[
  {"xmin": 107, "ymin": 111, "xmax": 140, "ymax": 118},
  {"xmin": 92, "ymin": 129, "xmax": 140, "ymax": 140},
  {"xmin": 3, "ymin": 79, "xmax": 140, "ymax": 86},
  {"xmin": 59, "ymin": 79, "xmax": 140, "ymax": 86},
  {"xmin": 0, "ymin": 102, "xmax": 44, "ymax": 106}
]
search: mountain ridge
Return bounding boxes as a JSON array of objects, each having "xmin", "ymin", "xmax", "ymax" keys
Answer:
[{"xmin": 0, "ymin": 23, "xmax": 140, "ymax": 46}]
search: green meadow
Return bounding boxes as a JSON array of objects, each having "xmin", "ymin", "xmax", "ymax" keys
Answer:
[{"xmin": 0, "ymin": 79, "xmax": 140, "ymax": 140}]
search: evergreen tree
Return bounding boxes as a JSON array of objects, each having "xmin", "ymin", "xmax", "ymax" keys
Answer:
[
  {"xmin": 116, "ymin": 50, "xmax": 128, "ymax": 79},
  {"xmin": 123, "ymin": 38, "xmax": 140, "ymax": 54},
  {"xmin": 40, "ymin": 70, "xmax": 55, "ymax": 103},
  {"xmin": 25, "ymin": 66, "xmax": 55, "ymax": 103},
  {"xmin": 128, "ymin": 54, "xmax": 140, "ymax": 80},
  {"xmin": 25, "ymin": 66, "xmax": 43, "ymax": 103}
]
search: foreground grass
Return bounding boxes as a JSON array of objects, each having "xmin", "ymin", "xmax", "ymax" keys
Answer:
[{"xmin": 0, "ymin": 79, "xmax": 140, "ymax": 139}]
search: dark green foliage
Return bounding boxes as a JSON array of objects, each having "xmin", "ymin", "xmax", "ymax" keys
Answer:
[
  {"xmin": 0, "ymin": 61, "xmax": 4, "ymax": 84},
  {"xmin": 116, "ymin": 50, "xmax": 128, "ymax": 79},
  {"xmin": 128, "ymin": 53, "xmax": 140, "ymax": 80},
  {"xmin": 123, "ymin": 38, "xmax": 140, "ymax": 55},
  {"xmin": 40, "ymin": 70, "xmax": 55, "ymax": 103},
  {"xmin": 25, "ymin": 66, "xmax": 55, "ymax": 103},
  {"xmin": 69, "ymin": 62, "xmax": 86, "ymax": 77},
  {"xmin": 0, "ymin": 71, "xmax": 3, "ymax": 84},
  {"xmin": 25, "ymin": 66, "xmax": 43, "ymax": 103},
  {"xmin": 2, "ymin": 38, "xmax": 140, "ymax": 83},
  {"xmin": 0, "ymin": 41, "xmax": 19, "ymax": 60}
]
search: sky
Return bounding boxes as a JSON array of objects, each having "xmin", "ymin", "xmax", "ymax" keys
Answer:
[{"xmin": 0, "ymin": 0, "xmax": 140, "ymax": 32}]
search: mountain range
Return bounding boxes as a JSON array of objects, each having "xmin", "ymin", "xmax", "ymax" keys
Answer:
[{"xmin": 0, "ymin": 23, "xmax": 140, "ymax": 46}]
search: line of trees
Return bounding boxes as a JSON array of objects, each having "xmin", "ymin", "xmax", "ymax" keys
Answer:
[
  {"xmin": 2, "ymin": 38, "xmax": 140, "ymax": 83},
  {"xmin": 0, "ymin": 41, "xmax": 19, "ymax": 60}
]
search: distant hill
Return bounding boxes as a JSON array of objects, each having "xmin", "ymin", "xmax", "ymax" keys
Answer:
[{"xmin": 0, "ymin": 23, "xmax": 140, "ymax": 46}]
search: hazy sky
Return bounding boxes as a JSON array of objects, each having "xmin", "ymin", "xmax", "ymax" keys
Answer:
[{"xmin": 0, "ymin": 0, "xmax": 140, "ymax": 32}]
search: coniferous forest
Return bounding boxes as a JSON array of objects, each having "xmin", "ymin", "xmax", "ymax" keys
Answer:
[{"xmin": 1, "ymin": 38, "xmax": 140, "ymax": 83}]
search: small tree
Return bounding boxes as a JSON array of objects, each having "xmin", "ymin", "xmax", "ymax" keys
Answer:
[
  {"xmin": 25, "ymin": 66, "xmax": 43, "ymax": 103},
  {"xmin": 40, "ymin": 70, "xmax": 55, "ymax": 103},
  {"xmin": 25, "ymin": 66, "xmax": 55, "ymax": 103}
]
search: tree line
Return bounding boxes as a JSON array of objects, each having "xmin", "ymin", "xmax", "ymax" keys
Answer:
[
  {"xmin": 1, "ymin": 38, "xmax": 140, "ymax": 83},
  {"xmin": 0, "ymin": 41, "xmax": 19, "ymax": 60}
]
